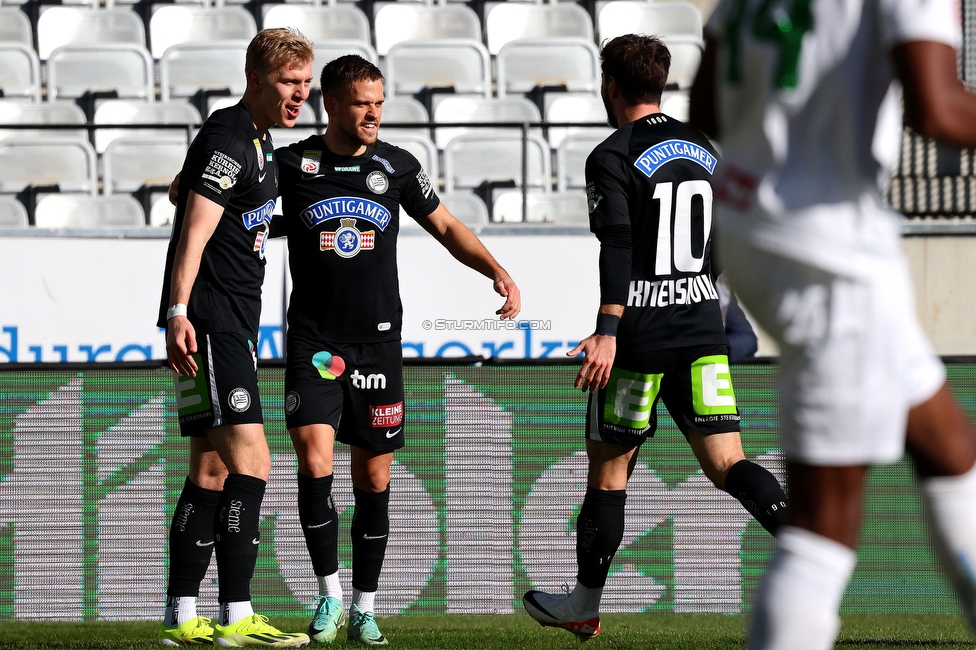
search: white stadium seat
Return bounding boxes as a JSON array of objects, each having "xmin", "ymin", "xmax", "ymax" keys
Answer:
[
  {"xmin": 381, "ymin": 132, "xmax": 439, "ymax": 182},
  {"xmin": 37, "ymin": 7, "xmax": 145, "ymax": 60},
  {"xmin": 47, "ymin": 44, "xmax": 154, "ymax": 102},
  {"xmin": 557, "ymin": 131, "xmax": 614, "ymax": 192},
  {"xmin": 663, "ymin": 36, "xmax": 704, "ymax": 89},
  {"xmin": 0, "ymin": 196, "xmax": 28, "ymax": 227},
  {"xmin": 150, "ymin": 195, "xmax": 176, "ymax": 228},
  {"xmin": 432, "ymin": 95, "xmax": 541, "ymax": 149},
  {"xmin": 160, "ymin": 41, "xmax": 249, "ymax": 102},
  {"xmin": 262, "ymin": 4, "xmax": 370, "ymax": 43},
  {"xmin": 0, "ymin": 138, "xmax": 98, "ymax": 194},
  {"xmin": 0, "ymin": 102, "xmax": 88, "ymax": 142},
  {"xmin": 443, "ymin": 132, "xmax": 551, "ymax": 194},
  {"xmin": 94, "ymin": 99, "xmax": 201, "ymax": 153},
  {"xmin": 598, "ymin": 1, "xmax": 703, "ymax": 44},
  {"xmin": 439, "ymin": 192, "xmax": 489, "ymax": 230},
  {"xmin": 381, "ymin": 97, "xmax": 429, "ymax": 137},
  {"xmin": 385, "ymin": 39, "xmax": 491, "ymax": 99},
  {"xmin": 34, "ymin": 194, "xmax": 145, "ymax": 228},
  {"xmin": 102, "ymin": 138, "xmax": 188, "ymax": 194},
  {"xmin": 0, "ymin": 43, "xmax": 41, "ymax": 101},
  {"xmin": 0, "ymin": 7, "xmax": 32, "ymax": 47},
  {"xmin": 545, "ymin": 94, "xmax": 609, "ymax": 149},
  {"xmin": 485, "ymin": 3, "xmax": 593, "ymax": 55},
  {"xmin": 149, "ymin": 6, "xmax": 256, "ymax": 59},
  {"xmin": 496, "ymin": 38, "xmax": 601, "ymax": 98},
  {"xmin": 492, "ymin": 190, "xmax": 588, "ymax": 225},
  {"xmin": 373, "ymin": 4, "xmax": 481, "ymax": 56}
]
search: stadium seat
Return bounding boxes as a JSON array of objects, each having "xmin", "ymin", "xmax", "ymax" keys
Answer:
[
  {"xmin": 0, "ymin": 43, "xmax": 41, "ymax": 101},
  {"xmin": 34, "ymin": 194, "xmax": 145, "ymax": 228},
  {"xmin": 545, "ymin": 93, "xmax": 609, "ymax": 149},
  {"xmin": 661, "ymin": 90, "xmax": 690, "ymax": 121},
  {"xmin": 159, "ymin": 41, "xmax": 249, "ymax": 102},
  {"xmin": 373, "ymin": 4, "xmax": 481, "ymax": 56},
  {"xmin": 46, "ymin": 44, "xmax": 154, "ymax": 103},
  {"xmin": 0, "ymin": 102, "xmax": 88, "ymax": 142},
  {"xmin": 381, "ymin": 132, "xmax": 439, "ymax": 182},
  {"xmin": 385, "ymin": 40, "xmax": 491, "ymax": 101},
  {"xmin": 557, "ymin": 131, "xmax": 613, "ymax": 191},
  {"xmin": 0, "ymin": 7, "xmax": 32, "ymax": 47},
  {"xmin": 496, "ymin": 38, "xmax": 601, "ymax": 105},
  {"xmin": 149, "ymin": 6, "xmax": 257, "ymax": 59},
  {"xmin": 0, "ymin": 195, "xmax": 28, "ymax": 227},
  {"xmin": 439, "ymin": 191, "xmax": 489, "ymax": 230},
  {"xmin": 0, "ymin": 138, "xmax": 98, "ymax": 194},
  {"xmin": 381, "ymin": 97, "xmax": 429, "ymax": 137},
  {"xmin": 150, "ymin": 195, "xmax": 176, "ymax": 228},
  {"xmin": 492, "ymin": 189, "xmax": 588, "ymax": 225},
  {"xmin": 37, "ymin": 7, "xmax": 146, "ymax": 60},
  {"xmin": 443, "ymin": 132, "xmax": 551, "ymax": 198},
  {"xmin": 94, "ymin": 99, "xmax": 201, "ymax": 153},
  {"xmin": 663, "ymin": 36, "xmax": 703, "ymax": 89},
  {"xmin": 431, "ymin": 95, "xmax": 541, "ymax": 149},
  {"xmin": 485, "ymin": 2, "xmax": 593, "ymax": 55},
  {"xmin": 597, "ymin": 1, "xmax": 703, "ymax": 44},
  {"xmin": 102, "ymin": 138, "xmax": 187, "ymax": 194},
  {"xmin": 262, "ymin": 4, "xmax": 370, "ymax": 43}
]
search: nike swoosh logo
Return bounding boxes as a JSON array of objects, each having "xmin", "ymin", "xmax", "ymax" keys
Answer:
[
  {"xmin": 304, "ymin": 174, "xmax": 326, "ymax": 180},
  {"xmin": 252, "ymin": 538, "xmax": 260, "ymax": 545},
  {"xmin": 362, "ymin": 534, "xmax": 388, "ymax": 540},
  {"xmin": 307, "ymin": 520, "xmax": 332, "ymax": 529},
  {"xmin": 385, "ymin": 427, "xmax": 402, "ymax": 439},
  {"xmin": 258, "ymin": 172, "xmax": 267, "ymax": 183},
  {"xmin": 195, "ymin": 540, "xmax": 214, "ymax": 547}
]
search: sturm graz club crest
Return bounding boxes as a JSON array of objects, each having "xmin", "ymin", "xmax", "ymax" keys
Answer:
[{"xmin": 320, "ymin": 218, "xmax": 375, "ymax": 258}]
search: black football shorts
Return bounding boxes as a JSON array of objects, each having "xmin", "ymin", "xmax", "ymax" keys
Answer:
[
  {"xmin": 586, "ymin": 343, "xmax": 741, "ymax": 447},
  {"xmin": 284, "ymin": 336, "xmax": 405, "ymax": 453},
  {"xmin": 173, "ymin": 331, "xmax": 263, "ymax": 437}
]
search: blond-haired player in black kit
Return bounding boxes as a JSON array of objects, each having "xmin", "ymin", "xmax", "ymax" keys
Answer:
[
  {"xmin": 521, "ymin": 35, "xmax": 788, "ymax": 640},
  {"xmin": 158, "ymin": 29, "xmax": 314, "ymax": 648},
  {"xmin": 275, "ymin": 55, "xmax": 520, "ymax": 645}
]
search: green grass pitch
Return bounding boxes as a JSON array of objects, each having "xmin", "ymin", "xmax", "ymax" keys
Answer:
[{"xmin": 0, "ymin": 614, "xmax": 970, "ymax": 649}]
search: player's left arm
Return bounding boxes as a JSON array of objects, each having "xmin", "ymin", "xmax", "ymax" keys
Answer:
[
  {"xmin": 895, "ymin": 40, "xmax": 976, "ymax": 148},
  {"xmin": 415, "ymin": 202, "xmax": 521, "ymax": 320}
]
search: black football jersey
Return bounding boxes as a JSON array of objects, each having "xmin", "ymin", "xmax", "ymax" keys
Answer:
[
  {"xmin": 586, "ymin": 113, "xmax": 727, "ymax": 351},
  {"xmin": 277, "ymin": 137, "xmax": 440, "ymax": 342},
  {"xmin": 157, "ymin": 103, "xmax": 278, "ymax": 338}
]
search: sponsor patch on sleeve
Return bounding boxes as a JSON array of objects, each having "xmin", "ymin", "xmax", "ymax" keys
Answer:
[
  {"xmin": 417, "ymin": 170, "xmax": 433, "ymax": 199},
  {"xmin": 201, "ymin": 151, "xmax": 243, "ymax": 193},
  {"xmin": 586, "ymin": 182, "xmax": 603, "ymax": 214}
]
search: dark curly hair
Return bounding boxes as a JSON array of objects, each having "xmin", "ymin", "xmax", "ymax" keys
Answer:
[{"xmin": 600, "ymin": 34, "xmax": 671, "ymax": 105}]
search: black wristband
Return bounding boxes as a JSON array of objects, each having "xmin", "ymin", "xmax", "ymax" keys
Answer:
[{"xmin": 595, "ymin": 313, "xmax": 620, "ymax": 337}]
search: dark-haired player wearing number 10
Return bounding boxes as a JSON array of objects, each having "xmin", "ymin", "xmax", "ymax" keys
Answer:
[{"xmin": 522, "ymin": 34, "xmax": 788, "ymax": 641}]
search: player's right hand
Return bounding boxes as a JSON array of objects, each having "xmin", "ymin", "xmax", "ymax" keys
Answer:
[
  {"xmin": 166, "ymin": 316, "xmax": 199, "ymax": 377},
  {"xmin": 568, "ymin": 334, "xmax": 616, "ymax": 392}
]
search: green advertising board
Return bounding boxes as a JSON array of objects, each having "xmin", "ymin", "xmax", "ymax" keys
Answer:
[{"xmin": 0, "ymin": 363, "xmax": 964, "ymax": 621}]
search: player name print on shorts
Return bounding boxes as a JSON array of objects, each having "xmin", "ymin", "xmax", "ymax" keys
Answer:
[{"xmin": 366, "ymin": 171, "xmax": 388, "ymax": 194}]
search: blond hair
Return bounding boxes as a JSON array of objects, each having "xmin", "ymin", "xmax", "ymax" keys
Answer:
[{"xmin": 245, "ymin": 28, "xmax": 314, "ymax": 76}]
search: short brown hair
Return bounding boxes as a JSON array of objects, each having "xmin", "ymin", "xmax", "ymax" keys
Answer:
[
  {"xmin": 320, "ymin": 54, "xmax": 384, "ymax": 97},
  {"xmin": 245, "ymin": 28, "xmax": 314, "ymax": 76},
  {"xmin": 600, "ymin": 34, "xmax": 670, "ymax": 105}
]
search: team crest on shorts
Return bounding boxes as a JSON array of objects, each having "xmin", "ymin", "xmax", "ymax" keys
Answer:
[
  {"xmin": 228, "ymin": 388, "xmax": 251, "ymax": 413},
  {"xmin": 320, "ymin": 218, "xmax": 375, "ymax": 258},
  {"xmin": 285, "ymin": 391, "xmax": 300, "ymax": 415}
]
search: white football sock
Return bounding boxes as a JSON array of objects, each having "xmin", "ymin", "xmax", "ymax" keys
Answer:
[
  {"xmin": 220, "ymin": 601, "xmax": 254, "ymax": 626},
  {"xmin": 569, "ymin": 582, "xmax": 603, "ymax": 616},
  {"xmin": 317, "ymin": 572, "xmax": 343, "ymax": 601},
  {"xmin": 920, "ymin": 461, "xmax": 976, "ymax": 631},
  {"xmin": 164, "ymin": 595, "xmax": 198, "ymax": 626},
  {"xmin": 352, "ymin": 589, "xmax": 376, "ymax": 614},
  {"xmin": 747, "ymin": 526, "xmax": 856, "ymax": 650}
]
